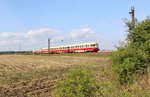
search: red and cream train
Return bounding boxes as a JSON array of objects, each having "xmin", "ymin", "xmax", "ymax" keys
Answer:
[{"xmin": 33, "ymin": 42, "xmax": 99, "ymax": 54}]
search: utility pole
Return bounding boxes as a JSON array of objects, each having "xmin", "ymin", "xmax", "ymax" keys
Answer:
[
  {"xmin": 48, "ymin": 38, "xmax": 50, "ymax": 54},
  {"xmin": 129, "ymin": 6, "xmax": 135, "ymax": 28}
]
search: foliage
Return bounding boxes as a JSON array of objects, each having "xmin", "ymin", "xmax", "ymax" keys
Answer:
[
  {"xmin": 111, "ymin": 17, "xmax": 150, "ymax": 85},
  {"xmin": 55, "ymin": 69, "xmax": 98, "ymax": 97}
]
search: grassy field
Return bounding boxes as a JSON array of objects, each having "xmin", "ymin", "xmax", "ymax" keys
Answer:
[
  {"xmin": 0, "ymin": 53, "xmax": 110, "ymax": 97},
  {"xmin": 0, "ymin": 53, "xmax": 149, "ymax": 97}
]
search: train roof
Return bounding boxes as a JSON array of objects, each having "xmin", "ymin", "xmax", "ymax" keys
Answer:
[{"xmin": 42, "ymin": 42, "xmax": 98, "ymax": 49}]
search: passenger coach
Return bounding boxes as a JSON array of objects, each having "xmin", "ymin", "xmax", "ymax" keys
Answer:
[{"xmin": 33, "ymin": 42, "xmax": 99, "ymax": 54}]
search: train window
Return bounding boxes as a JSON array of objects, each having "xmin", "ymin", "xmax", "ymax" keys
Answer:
[
  {"xmin": 64, "ymin": 47, "xmax": 68, "ymax": 49},
  {"xmin": 90, "ymin": 44, "xmax": 96, "ymax": 47}
]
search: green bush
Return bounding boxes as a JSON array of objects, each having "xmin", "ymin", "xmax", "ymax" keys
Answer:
[
  {"xmin": 111, "ymin": 17, "xmax": 150, "ymax": 85},
  {"xmin": 55, "ymin": 69, "xmax": 98, "ymax": 97}
]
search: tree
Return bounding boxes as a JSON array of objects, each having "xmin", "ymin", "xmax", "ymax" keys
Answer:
[{"xmin": 111, "ymin": 17, "xmax": 150, "ymax": 84}]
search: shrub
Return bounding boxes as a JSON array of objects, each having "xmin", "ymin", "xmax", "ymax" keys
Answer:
[
  {"xmin": 55, "ymin": 69, "xmax": 98, "ymax": 97},
  {"xmin": 111, "ymin": 17, "xmax": 150, "ymax": 85}
]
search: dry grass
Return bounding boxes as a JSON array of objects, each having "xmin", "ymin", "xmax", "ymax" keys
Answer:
[
  {"xmin": 0, "ymin": 54, "xmax": 149, "ymax": 97},
  {"xmin": 0, "ymin": 54, "xmax": 109, "ymax": 97}
]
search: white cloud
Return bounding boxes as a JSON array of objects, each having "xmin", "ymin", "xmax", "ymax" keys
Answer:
[
  {"xmin": 27, "ymin": 28, "xmax": 59, "ymax": 38},
  {"xmin": 70, "ymin": 28, "xmax": 95, "ymax": 39},
  {"xmin": 0, "ymin": 32, "xmax": 25, "ymax": 39},
  {"xmin": 0, "ymin": 41, "xmax": 7, "ymax": 45},
  {"xmin": 0, "ymin": 28, "xmax": 96, "ymax": 51},
  {"xmin": 51, "ymin": 28, "xmax": 96, "ymax": 43}
]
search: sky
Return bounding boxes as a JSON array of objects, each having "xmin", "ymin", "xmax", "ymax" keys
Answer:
[{"xmin": 0, "ymin": 0, "xmax": 149, "ymax": 51}]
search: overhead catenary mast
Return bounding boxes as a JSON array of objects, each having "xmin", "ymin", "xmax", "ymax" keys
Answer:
[{"xmin": 48, "ymin": 38, "xmax": 50, "ymax": 53}]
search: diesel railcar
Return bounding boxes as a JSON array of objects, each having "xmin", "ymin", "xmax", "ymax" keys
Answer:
[{"xmin": 33, "ymin": 42, "xmax": 99, "ymax": 54}]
